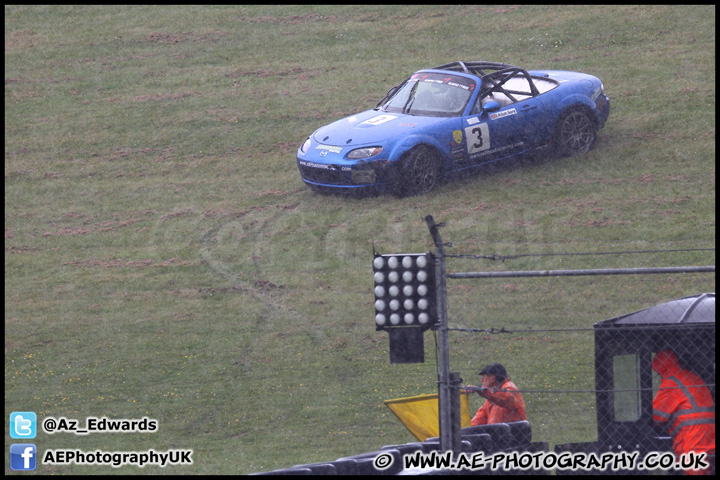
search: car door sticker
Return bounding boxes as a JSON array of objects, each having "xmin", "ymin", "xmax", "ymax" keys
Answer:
[
  {"xmin": 490, "ymin": 108, "xmax": 517, "ymax": 120},
  {"xmin": 465, "ymin": 123, "xmax": 490, "ymax": 155}
]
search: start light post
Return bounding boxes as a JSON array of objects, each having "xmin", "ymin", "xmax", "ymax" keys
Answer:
[
  {"xmin": 371, "ymin": 215, "xmax": 461, "ymax": 453},
  {"xmin": 425, "ymin": 215, "xmax": 462, "ymax": 453}
]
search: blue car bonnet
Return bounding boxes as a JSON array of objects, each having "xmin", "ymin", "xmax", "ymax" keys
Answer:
[{"xmin": 312, "ymin": 110, "xmax": 449, "ymax": 147}]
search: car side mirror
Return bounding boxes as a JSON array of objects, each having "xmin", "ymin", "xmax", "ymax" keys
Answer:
[
  {"xmin": 376, "ymin": 86, "xmax": 399, "ymax": 109},
  {"xmin": 483, "ymin": 101, "xmax": 501, "ymax": 113}
]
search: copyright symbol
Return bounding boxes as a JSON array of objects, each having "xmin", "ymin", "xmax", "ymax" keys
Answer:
[
  {"xmin": 43, "ymin": 417, "xmax": 56, "ymax": 433},
  {"xmin": 373, "ymin": 452, "xmax": 393, "ymax": 471}
]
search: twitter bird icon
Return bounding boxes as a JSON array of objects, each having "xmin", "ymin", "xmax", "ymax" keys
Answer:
[{"xmin": 10, "ymin": 411, "xmax": 37, "ymax": 439}]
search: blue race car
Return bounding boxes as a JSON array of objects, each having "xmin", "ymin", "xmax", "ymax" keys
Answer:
[{"xmin": 297, "ymin": 61, "xmax": 609, "ymax": 196}]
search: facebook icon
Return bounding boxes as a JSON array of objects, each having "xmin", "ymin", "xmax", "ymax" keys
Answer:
[{"xmin": 10, "ymin": 444, "xmax": 37, "ymax": 471}]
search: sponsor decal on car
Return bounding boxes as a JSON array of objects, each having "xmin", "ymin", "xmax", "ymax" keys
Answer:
[
  {"xmin": 446, "ymin": 80, "xmax": 475, "ymax": 91},
  {"xmin": 490, "ymin": 108, "xmax": 517, "ymax": 120},
  {"xmin": 360, "ymin": 114, "xmax": 397, "ymax": 126},
  {"xmin": 452, "ymin": 130, "xmax": 463, "ymax": 144},
  {"xmin": 471, "ymin": 141, "xmax": 524, "ymax": 159},
  {"xmin": 465, "ymin": 123, "xmax": 490, "ymax": 155},
  {"xmin": 451, "ymin": 144, "xmax": 465, "ymax": 159},
  {"xmin": 299, "ymin": 160, "xmax": 351, "ymax": 171}
]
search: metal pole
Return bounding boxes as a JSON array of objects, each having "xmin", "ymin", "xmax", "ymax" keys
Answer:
[
  {"xmin": 449, "ymin": 371, "xmax": 462, "ymax": 452},
  {"xmin": 425, "ymin": 215, "xmax": 458, "ymax": 452}
]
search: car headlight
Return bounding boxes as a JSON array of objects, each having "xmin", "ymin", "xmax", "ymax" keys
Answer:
[
  {"xmin": 347, "ymin": 146, "xmax": 383, "ymax": 159},
  {"xmin": 300, "ymin": 137, "xmax": 311, "ymax": 154}
]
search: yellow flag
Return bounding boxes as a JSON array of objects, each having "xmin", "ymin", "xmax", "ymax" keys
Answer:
[{"xmin": 384, "ymin": 393, "xmax": 472, "ymax": 441}]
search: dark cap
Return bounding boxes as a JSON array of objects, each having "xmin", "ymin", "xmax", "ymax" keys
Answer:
[{"xmin": 478, "ymin": 363, "xmax": 508, "ymax": 381}]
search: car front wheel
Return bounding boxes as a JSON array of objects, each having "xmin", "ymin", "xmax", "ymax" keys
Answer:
[
  {"xmin": 553, "ymin": 109, "xmax": 597, "ymax": 157},
  {"xmin": 393, "ymin": 146, "xmax": 442, "ymax": 197}
]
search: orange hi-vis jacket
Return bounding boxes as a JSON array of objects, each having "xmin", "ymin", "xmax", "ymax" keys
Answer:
[
  {"xmin": 471, "ymin": 378, "xmax": 527, "ymax": 426},
  {"xmin": 652, "ymin": 350, "xmax": 715, "ymax": 457}
]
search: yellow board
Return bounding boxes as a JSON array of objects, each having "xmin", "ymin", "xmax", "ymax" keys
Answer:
[{"xmin": 384, "ymin": 393, "xmax": 472, "ymax": 441}]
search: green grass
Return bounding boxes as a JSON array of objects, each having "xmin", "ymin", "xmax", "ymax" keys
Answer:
[{"xmin": 5, "ymin": 4, "xmax": 715, "ymax": 475}]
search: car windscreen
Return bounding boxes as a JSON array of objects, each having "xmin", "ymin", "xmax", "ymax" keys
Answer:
[{"xmin": 382, "ymin": 73, "xmax": 476, "ymax": 117}]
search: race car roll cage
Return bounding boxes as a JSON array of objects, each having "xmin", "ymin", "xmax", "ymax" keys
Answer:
[
  {"xmin": 434, "ymin": 60, "xmax": 541, "ymax": 103},
  {"xmin": 377, "ymin": 61, "xmax": 541, "ymax": 109}
]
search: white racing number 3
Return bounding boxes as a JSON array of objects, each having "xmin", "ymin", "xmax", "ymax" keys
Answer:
[{"xmin": 465, "ymin": 123, "xmax": 490, "ymax": 155}]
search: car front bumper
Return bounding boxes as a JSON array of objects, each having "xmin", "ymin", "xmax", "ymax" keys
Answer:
[{"xmin": 296, "ymin": 157, "xmax": 393, "ymax": 191}]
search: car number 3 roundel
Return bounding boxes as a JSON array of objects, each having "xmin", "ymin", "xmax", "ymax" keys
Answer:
[{"xmin": 465, "ymin": 123, "xmax": 490, "ymax": 155}]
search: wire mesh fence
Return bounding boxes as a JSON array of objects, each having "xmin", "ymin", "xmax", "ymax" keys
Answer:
[
  {"xmin": 440, "ymin": 255, "xmax": 714, "ymax": 473},
  {"xmin": 259, "ymin": 243, "xmax": 714, "ymax": 475}
]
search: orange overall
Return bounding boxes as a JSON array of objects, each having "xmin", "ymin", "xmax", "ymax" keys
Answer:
[
  {"xmin": 471, "ymin": 378, "xmax": 527, "ymax": 426},
  {"xmin": 652, "ymin": 350, "xmax": 715, "ymax": 475}
]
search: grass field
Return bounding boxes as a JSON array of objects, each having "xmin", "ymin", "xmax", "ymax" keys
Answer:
[{"xmin": 5, "ymin": 5, "xmax": 715, "ymax": 474}]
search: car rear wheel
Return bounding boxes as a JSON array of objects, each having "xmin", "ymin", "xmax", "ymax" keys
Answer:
[
  {"xmin": 553, "ymin": 109, "xmax": 597, "ymax": 157},
  {"xmin": 394, "ymin": 146, "xmax": 442, "ymax": 197}
]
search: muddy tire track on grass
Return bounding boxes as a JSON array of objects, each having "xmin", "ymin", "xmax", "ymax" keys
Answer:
[{"xmin": 197, "ymin": 190, "xmax": 316, "ymax": 325}]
